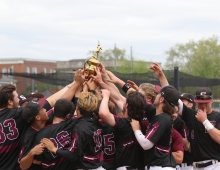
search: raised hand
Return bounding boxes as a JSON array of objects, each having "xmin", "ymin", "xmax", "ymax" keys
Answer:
[
  {"xmin": 74, "ymin": 69, "xmax": 85, "ymax": 85},
  {"xmin": 86, "ymin": 78, "xmax": 98, "ymax": 90},
  {"xmin": 91, "ymin": 67, "xmax": 103, "ymax": 85},
  {"xmin": 100, "ymin": 89, "xmax": 110, "ymax": 98},
  {"xmin": 105, "ymin": 70, "xmax": 120, "ymax": 84},
  {"xmin": 150, "ymin": 62, "xmax": 164, "ymax": 78},
  {"xmin": 127, "ymin": 80, "xmax": 139, "ymax": 91}
]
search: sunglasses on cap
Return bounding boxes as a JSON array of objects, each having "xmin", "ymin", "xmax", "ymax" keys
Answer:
[{"xmin": 195, "ymin": 95, "xmax": 212, "ymax": 100}]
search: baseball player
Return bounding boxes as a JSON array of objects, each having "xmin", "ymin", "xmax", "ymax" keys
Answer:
[
  {"xmin": 42, "ymin": 92, "xmax": 104, "ymax": 169},
  {"xmin": 178, "ymin": 87, "xmax": 220, "ymax": 169},
  {"xmin": 173, "ymin": 93, "xmax": 194, "ymax": 170},
  {"xmin": 130, "ymin": 85, "xmax": 179, "ymax": 170},
  {"xmin": 99, "ymin": 89, "xmax": 146, "ymax": 170},
  {"xmin": 36, "ymin": 98, "xmax": 77, "ymax": 170},
  {"xmin": 18, "ymin": 97, "xmax": 49, "ymax": 170},
  {"xmin": 0, "ymin": 84, "xmax": 28, "ymax": 170}
]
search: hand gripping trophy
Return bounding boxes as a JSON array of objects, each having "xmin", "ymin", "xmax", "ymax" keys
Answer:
[{"xmin": 84, "ymin": 44, "xmax": 102, "ymax": 79}]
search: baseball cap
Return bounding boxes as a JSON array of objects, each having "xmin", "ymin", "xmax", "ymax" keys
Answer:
[
  {"xmin": 160, "ymin": 85, "xmax": 179, "ymax": 107},
  {"xmin": 180, "ymin": 93, "xmax": 194, "ymax": 103},
  {"xmin": 19, "ymin": 92, "xmax": 44, "ymax": 106},
  {"xmin": 194, "ymin": 87, "xmax": 213, "ymax": 103},
  {"xmin": 155, "ymin": 85, "xmax": 162, "ymax": 93},
  {"xmin": 22, "ymin": 97, "xmax": 46, "ymax": 123},
  {"xmin": 77, "ymin": 92, "xmax": 98, "ymax": 112}
]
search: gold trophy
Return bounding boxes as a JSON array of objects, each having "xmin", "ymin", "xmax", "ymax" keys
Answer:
[{"xmin": 84, "ymin": 44, "xmax": 102, "ymax": 79}]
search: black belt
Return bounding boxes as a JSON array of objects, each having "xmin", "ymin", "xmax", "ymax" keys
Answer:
[
  {"xmin": 126, "ymin": 167, "xmax": 136, "ymax": 170},
  {"xmin": 195, "ymin": 161, "xmax": 213, "ymax": 168}
]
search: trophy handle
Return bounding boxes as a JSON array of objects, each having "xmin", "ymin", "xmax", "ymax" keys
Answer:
[{"xmin": 84, "ymin": 59, "xmax": 89, "ymax": 70}]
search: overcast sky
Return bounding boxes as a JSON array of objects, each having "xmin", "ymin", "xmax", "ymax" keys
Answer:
[{"xmin": 0, "ymin": 0, "xmax": 220, "ymax": 65}]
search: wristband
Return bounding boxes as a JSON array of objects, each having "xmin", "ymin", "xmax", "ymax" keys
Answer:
[
  {"xmin": 203, "ymin": 119, "xmax": 214, "ymax": 131},
  {"xmin": 122, "ymin": 83, "xmax": 131, "ymax": 94}
]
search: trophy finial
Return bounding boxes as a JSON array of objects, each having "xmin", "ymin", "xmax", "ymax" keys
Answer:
[{"xmin": 94, "ymin": 44, "xmax": 102, "ymax": 59}]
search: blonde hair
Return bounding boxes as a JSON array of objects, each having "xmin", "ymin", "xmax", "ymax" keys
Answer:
[
  {"xmin": 77, "ymin": 92, "xmax": 98, "ymax": 113},
  {"xmin": 139, "ymin": 83, "xmax": 159, "ymax": 103}
]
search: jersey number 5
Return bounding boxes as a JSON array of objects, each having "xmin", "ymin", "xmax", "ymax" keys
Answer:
[{"xmin": 0, "ymin": 119, "xmax": 19, "ymax": 143}]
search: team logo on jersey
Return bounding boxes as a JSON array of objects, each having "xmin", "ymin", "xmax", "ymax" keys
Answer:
[{"xmin": 200, "ymin": 92, "xmax": 207, "ymax": 95}]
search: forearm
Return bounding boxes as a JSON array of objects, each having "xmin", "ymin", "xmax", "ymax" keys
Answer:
[
  {"xmin": 207, "ymin": 127, "xmax": 220, "ymax": 144},
  {"xmin": 103, "ymin": 73, "xmax": 120, "ymax": 93},
  {"xmin": 46, "ymin": 82, "xmax": 74, "ymax": 107},
  {"xmin": 158, "ymin": 72, "xmax": 169, "ymax": 87},
  {"xmin": 172, "ymin": 151, "xmax": 183, "ymax": 164},
  {"xmin": 99, "ymin": 81, "xmax": 125, "ymax": 110},
  {"xmin": 20, "ymin": 152, "xmax": 35, "ymax": 170},
  {"xmin": 183, "ymin": 138, "xmax": 191, "ymax": 152},
  {"xmin": 134, "ymin": 130, "xmax": 154, "ymax": 150},
  {"xmin": 62, "ymin": 82, "xmax": 81, "ymax": 100},
  {"xmin": 99, "ymin": 96, "xmax": 116, "ymax": 127}
]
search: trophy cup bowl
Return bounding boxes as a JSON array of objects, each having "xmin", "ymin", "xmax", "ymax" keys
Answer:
[{"xmin": 84, "ymin": 44, "xmax": 102, "ymax": 79}]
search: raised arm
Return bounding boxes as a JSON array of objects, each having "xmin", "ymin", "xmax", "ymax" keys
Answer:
[
  {"xmin": 106, "ymin": 70, "xmax": 135, "ymax": 95},
  {"xmin": 99, "ymin": 63, "xmax": 120, "ymax": 93},
  {"xmin": 92, "ymin": 68, "xmax": 125, "ymax": 111},
  {"xmin": 99, "ymin": 89, "xmax": 116, "ymax": 127},
  {"xmin": 61, "ymin": 69, "xmax": 85, "ymax": 100},
  {"xmin": 150, "ymin": 62, "xmax": 169, "ymax": 87}
]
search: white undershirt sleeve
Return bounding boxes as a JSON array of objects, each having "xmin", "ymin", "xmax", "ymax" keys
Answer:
[
  {"xmin": 134, "ymin": 130, "xmax": 154, "ymax": 150},
  {"xmin": 178, "ymin": 99, "xmax": 183, "ymax": 116}
]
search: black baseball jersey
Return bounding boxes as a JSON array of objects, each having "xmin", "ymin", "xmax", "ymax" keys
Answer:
[
  {"xmin": 182, "ymin": 105, "xmax": 220, "ymax": 161},
  {"xmin": 113, "ymin": 115, "xmax": 144, "ymax": 169},
  {"xmin": 18, "ymin": 126, "xmax": 41, "ymax": 170},
  {"xmin": 173, "ymin": 116, "xmax": 188, "ymax": 139},
  {"xmin": 99, "ymin": 120, "xmax": 116, "ymax": 170},
  {"xmin": 69, "ymin": 115, "xmax": 104, "ymax": 169},
  {"xmin": 0, "ymin": 108, "xmax": 27, "ymax": 170},
  {"xmin": 173, "ymin": 116, "xmax": 193, "ymax": 165},
  {"xmin": 144, "ymin": 112, "xmax": 176, "ymax": 168},
  {"xmin": 34, "ymin": 119, "xmax": 77, "ymax": 170}
]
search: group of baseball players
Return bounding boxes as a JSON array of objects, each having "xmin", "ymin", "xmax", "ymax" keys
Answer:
[{"xmin": 0, "ymin": 62, "xmax": 220, "ymax": 170}]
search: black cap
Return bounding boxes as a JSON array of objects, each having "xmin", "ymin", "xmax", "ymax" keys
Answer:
[
  {"xmin": 22, "ymin": 98, "xmax": 46, "ymax": 123},
  {"xmin": 180, "ymin": 93, "xmax": 194, "ymax": 103},
  {"xmin": 160, "ymin": 85, "xmax": 179, "ymax": 107},
  {"xmin": 19, "ymin": 92, "xmax": 44, "ymax": 106},
  {"xmin": 194, "ymin": 87, "xmax": 213, "ymax": 103}
]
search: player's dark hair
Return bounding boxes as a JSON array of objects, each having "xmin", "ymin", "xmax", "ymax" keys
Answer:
[
  {"xmin": 0, "ymin": 84, "xmax": 16, "ymax": 108},
  {"xmin": 162, "ymin": 99, "xmax": 178, "ymax": 115},
  {"xmin": 54, "ymin": 99, "xmax": 74, "ymax": 118},
  {"xmin": 127, "ymin": 91, "xmax": 146, "ymax": 120}
]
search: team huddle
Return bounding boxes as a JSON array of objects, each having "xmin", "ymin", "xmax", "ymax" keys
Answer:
[{"xmin": 0, "ymin": 63, "xmax": 220, "ymax": 170}]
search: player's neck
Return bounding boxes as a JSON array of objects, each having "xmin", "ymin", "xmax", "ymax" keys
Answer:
[
  {"xmin": 31, "ymin": 121, "xmax": 46, "ymax": 131},
  {"xmin": 53, "ymin": 117, "xmax": 66, "ymax": 124},
  {"xmin": 156, "ymin": 105, "xmax": 163, "ymax": 115}
]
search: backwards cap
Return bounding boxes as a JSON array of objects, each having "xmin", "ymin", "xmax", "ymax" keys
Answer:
[{"xmin": 160, "ymin": 85, "xmax": 179, "ymax": 107}]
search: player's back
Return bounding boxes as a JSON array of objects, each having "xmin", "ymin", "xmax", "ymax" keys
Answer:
[
  {"xmin": 0, "ymin": 108, "xmax": 27, "ymax": 170},
  {"xmin": 35, "ymin": 119, "xmax": 77, "ymax": 170},
  {"xmin": 73, "ymin": 115, "xmax": 104, "ymax": 169},
  {"xmin": 99, "ymin": 120, "xmax": 116, "ymax": 170}
]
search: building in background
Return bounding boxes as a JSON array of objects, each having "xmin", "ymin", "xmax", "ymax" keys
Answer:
[{"xmin": 0, "ymin": 58, "xmax": 56, "ymax": 94}]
